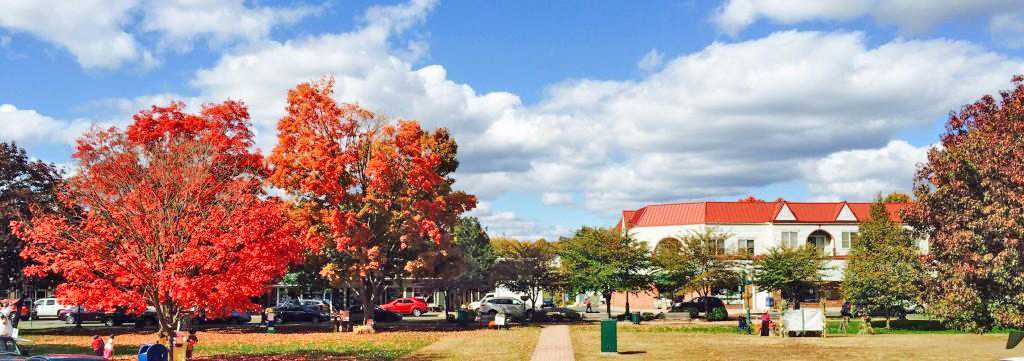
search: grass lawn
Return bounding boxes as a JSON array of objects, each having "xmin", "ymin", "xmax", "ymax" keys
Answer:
[
  {"xmin": 571, "ymin": 323, "xmax": 1022, "ymax": 360},
  {"xmin": 18, "ymin": 325, "xmax": 446, "ymax": 360},
  {"xmin": 399, "ymin": 325, "xmax": 541, "ymax": 361}
]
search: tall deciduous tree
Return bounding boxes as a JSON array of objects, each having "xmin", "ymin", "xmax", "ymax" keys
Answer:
[
  {"xmin": 268, "ymin": 78, "xmax": 476, "ymax": 324},
  {"xmin": 493, "ymin": 239, "xmax": 561, "ymax": 313},
  {"xmin": 907, "ymin": 75, "xmax": 1024, "ymax": 333},
  {"xmin": 451, "ymin": 217, "xmax": 496, "ymax": 292},
  {"xmin": 557, "ymin": 227, "xmax": 650, "ymax": 318},
  {"xmin": 753, "ymin": 245, "xmax": 830, "ymax": 309},
  {"xmin": 0, "ymin": 142, "xmax": 64, "ymax": 295},
  {"xmin": 842, "ymin": 195, "xmax": 923, "ymax": 329},
  {"xmin": 667, "ymin": 228, "xmax": 741, "ymax": 317},
  {"xmin": 12, "ymin": 101, "xmax": 302, "ymax": 339},
  {"xmin": 424, "ymin": 217, "xmax": 495, "ymax": 318},
  {"xmin": 651, "ymin": 237, "xmax": 690, "ymax": 300}
]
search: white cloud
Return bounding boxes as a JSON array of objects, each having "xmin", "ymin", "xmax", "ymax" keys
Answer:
[
  {"xmin": 800, "ymin": 140, "xmax": 931, "ymax": 201},
  {"xmin": 713, "ymin": 0, "xmax": 1024, "ymax": 38},
  {"xmin": 141, "ymin": 0, "xmax": 318, "ymax": 52},
  {"xmin": 0, "ymin": 104, "xmax": 94, "ymax": 145},
  {"xmin": 991, "ymin": 12, "xmax": 1024, "ymax": 48},
  {"xmin": 0, "ymin": 0, "xmax": 147, "ymax": 69},
  {"xmin": 467, "ymin": 202, "xmax": 569, "ymax": 240},
  {"xmin": 173, "ymin": 0, "xmax": 1024, "ymax": 218},
  {"xmin": 637, "ymin": 48, "xmax": 664, "ymax": 73},
  {"xmin": 0, "ymin": 0, "xmax": 317, "ymax": 69},
  {"xmin": 541, "ymin": 192, "xmax": 573, "ymax": 206}
]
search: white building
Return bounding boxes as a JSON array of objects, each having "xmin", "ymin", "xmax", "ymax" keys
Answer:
[{"xmin": 615, "ymin": 200, "xmax": 925, "ymax": 311}]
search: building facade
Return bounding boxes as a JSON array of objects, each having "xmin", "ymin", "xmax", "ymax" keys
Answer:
[{"xmin": 615, "ymin": 200, "xmax": 925, "ymax": 311}]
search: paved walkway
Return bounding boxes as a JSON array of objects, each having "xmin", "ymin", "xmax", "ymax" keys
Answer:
[{"xmin": 530, "ymin": 325, "xmax": 575, "ymax": 361}]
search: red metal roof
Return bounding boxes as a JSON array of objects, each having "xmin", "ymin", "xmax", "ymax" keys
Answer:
[
  {"xmin": 847, "ymin": 203, "xmax": 908, "ymax": 222},
  {"xmin": 705, "ymin": 202, "xmax": 779, "ymax": 223},
  {"xmin": 632, "ymin": 202, "xmax": 704, "ymax": 227},
  {"xmin": 620, "ymin": 201, "xmax": 907, "ymax": 228}
]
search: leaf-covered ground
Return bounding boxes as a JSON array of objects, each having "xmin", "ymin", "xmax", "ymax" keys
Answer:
[{"xmin": 20, "ymin": 327, "xmax": 444, "ymax": 360}]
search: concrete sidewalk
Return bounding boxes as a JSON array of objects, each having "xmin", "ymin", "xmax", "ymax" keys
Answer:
[{"xmin": 530, "ymin": 325, "xmax": 574, "ymax": 361}]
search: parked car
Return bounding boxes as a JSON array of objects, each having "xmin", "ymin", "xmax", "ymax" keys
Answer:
[
  {"xmin": 1, "ymin": 336, "xmax": 103, "ymax": 361},
  {"xmin": 197, "ymin": 310, "xmax": 251, "ymax": 324},
  {"xmin": 674, "ymin": 296, "xmax": 728, "ymax": 317},
  {"xmin": 61, "ymin": 307, "xmax": 107, "ymax": 325},
  {"xmin": 297, "ymin": 299, "xmax": 330, "ymax": 312},
  {"xmin": 31, "ymin": 299, "xmax": 69, "ymax": 320},
  {"xmin": 271, "ymin": 305, "xmax": 328, "ymax": 323},
  {"xmin": 0, "ymin": 336, "xmax": 28, "ymax": 359},
  {"xmin": 346, "ymin": 305, "xmax": 403, "ymax": 323},
  {"xmin": 379, "ymin": 298, "xmax": 429, "ymax": 316},
  {"xmin": 60, "ymin": 306, "xmax": 156, "ymax": 327},
  {"xmin": 478, "ymin": 297, "xmax": 528, "ymax": 320},
  {"xmin": 469, "ymin": 293, "xmax": 496, "ymax": 310}
]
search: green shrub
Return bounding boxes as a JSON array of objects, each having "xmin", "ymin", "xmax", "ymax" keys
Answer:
[{"xmin": 708, "ymin": 307, "xmax": 727, "ymax": 321}]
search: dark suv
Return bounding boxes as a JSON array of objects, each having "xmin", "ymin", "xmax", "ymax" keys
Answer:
[{"xmin": 674, "ymin": 296, "xmax": 728, "ymax": 317}]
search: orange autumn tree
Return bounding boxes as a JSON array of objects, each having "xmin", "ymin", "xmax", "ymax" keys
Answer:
[
  {"xmin": 268, "ymin": 78, "xmax": 476, "ymax": 323},
  {"xmin": 12, "ymin": 101, "xmax": 302, "ymax": 338}
]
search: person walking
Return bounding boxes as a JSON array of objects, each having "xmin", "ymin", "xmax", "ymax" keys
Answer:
[
  {"xmin": 90, "ymin": 335, "xmax": 104, "ymax": 356},
  {"xmin": 186, "ymin": 329, "xmax": 198, "ymax": 360},
  {"xmin": 840, "ymin": 301, "xmax": 853, "ymax": 333},
  {"xmin": 103, "ymin": 334, "xmax": 115, "ymax": 360},
  {"xmin": 759, "ymin": 311, "xmax": 771, "ymax": 336},
  {"xmin": 584, "ymin": 297, "xmax": 593, "ymax": 313}
]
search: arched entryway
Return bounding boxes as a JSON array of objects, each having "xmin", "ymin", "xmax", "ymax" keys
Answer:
[{"xmin": 806, "ymin": 230, "xmax": 832, "ymax": 256}]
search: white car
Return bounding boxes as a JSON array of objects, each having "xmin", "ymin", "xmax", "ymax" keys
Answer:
[
  {"xmin": 32, "ymin": 298, "xmax": 69, "ymax": 319},
  {"xmin": 469, "ymin": 293, "xmax": 496, "ymax": 310},
  {"xmin": 478, "ymin": 297, "xmax": 528, "ymax": 320}
]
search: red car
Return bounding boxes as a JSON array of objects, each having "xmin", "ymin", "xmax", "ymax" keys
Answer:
[{"xmin": 379, "ymin": 298, "xmax": 428, "ymax": 316}]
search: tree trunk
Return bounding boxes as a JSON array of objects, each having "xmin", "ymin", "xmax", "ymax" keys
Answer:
[
  {"xmin": 604, "ymin": 292, "xmax": 613, "ymax": 319},
  {"xmin": 625, "ymin": 292, "xmax": 631, "ymax": 315},
  {"xmin": 885, "ymin": 313, "xmax": 891, "ymax": 329},
  {"xmin": 360, "ymin": 283, "xmax": 374, "ymax": 325},
  {"xmin": 443, "ymin": 288, "xmax": 450, "ymax": 320}
]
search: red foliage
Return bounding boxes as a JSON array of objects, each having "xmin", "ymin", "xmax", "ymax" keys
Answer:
[
  {"xmin": 11, "ymin": 101, "xmax": 302, "ymax": 334},
  {"xmin": 737, "ymin": 196, "xmax": 765, "ymax": 203},
  {"xmin": 907, "ymin": 74, "xmax": 1024, "ymax": 331},
  {"xmin": 267, "ymin": 78, "xmax": 475, "ymax": 321}
]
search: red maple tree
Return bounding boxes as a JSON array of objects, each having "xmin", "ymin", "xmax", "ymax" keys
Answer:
[
  {"xmin": 267, "ymin": 78, "xmax": 476, "ymax": 323},
  {"xmin": 12, "ymin": 101, "xmax": 302, "ymax": 337}
]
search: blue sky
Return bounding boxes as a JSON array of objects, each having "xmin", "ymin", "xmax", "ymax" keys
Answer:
[{"xmin": 3, "ymin": 0, "xmax": 1024, "ymax": 239}]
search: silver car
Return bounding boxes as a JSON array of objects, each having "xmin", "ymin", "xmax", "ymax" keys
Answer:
[{"xmin": 478, "ymin": 297, "xmax": 527, "ymax": 320}]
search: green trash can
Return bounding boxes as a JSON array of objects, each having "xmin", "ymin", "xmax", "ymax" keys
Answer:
[
  {"xmin": 600, "ymin": 319, "xmax": 617, "ymax": 353},
  {"xmin": 631, "ymin": 311, "xmax": 641, "ymax": 324},
  {"xmin": 456, "ymin": 310, "xmax": 470, "ymax": 326}
]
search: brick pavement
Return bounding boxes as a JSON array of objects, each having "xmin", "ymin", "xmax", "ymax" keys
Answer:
[{"xmin": 530, "ymin": 324, "xmax": 574, "ymax": 361}]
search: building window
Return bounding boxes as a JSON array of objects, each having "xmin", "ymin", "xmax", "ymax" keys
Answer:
[
  {"xmin": 781, "ymin": 231, "xmax": 798, "ymax": 248},
  {"xmin": 842, "ymin": 232, "xmax": 855, "ymax": 249},
  {"xmin": 739, "ymin": 239, "xmax": 755, "ymax": 255},
  {"xmin": 714, "ymin": 239, "xmax": 726, "ymax": 255}
]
